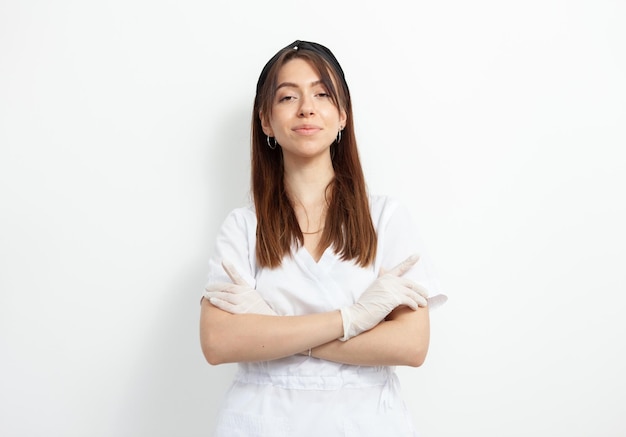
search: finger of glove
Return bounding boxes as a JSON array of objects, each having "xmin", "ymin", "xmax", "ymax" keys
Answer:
[
  {"xmin": 371, "ymin": 274, "xmax": 414, "ymax": 296},
  {"xmin": 222, "ymin": 260, "xmax": 249, "ymax": 286},
  {"xmin": 384, "ymin": 254, "xmax": 420, "ymax": 277},
  {"xmin": 395, "ymin": 277, "xmax": 430, "ymax": 299},
  {"xmin": 203, "ymin": 290, "xmax": 243, "ymax": 305},
  {"xmin": 205, "ymin": 282, "xmax": 242, "ymax": 294},
  {"xmin": 397, "ymin": 288, "xmax": 429, "ymax": 309},
  {"xmin": 207, "ymin": 297, "xmax": 243, "ymax": 314},
  {"xmin": 393, "ymin": 293, "xmax": 420, "ymax": 311}
]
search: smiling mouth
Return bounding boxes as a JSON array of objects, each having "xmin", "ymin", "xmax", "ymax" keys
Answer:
[{"xmin": 293, "ymin": 127, "xmax": 321, "ymax": 135}]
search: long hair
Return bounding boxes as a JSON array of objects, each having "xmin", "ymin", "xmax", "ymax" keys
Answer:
[{"xmin": 252, "ymin": 41, "xmax": 377, "ymax": 269}]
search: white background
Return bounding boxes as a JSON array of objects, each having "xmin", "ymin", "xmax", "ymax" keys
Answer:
[{"xmin": 1, "ymin": 1, "xmax": 625, "ymax": 436}]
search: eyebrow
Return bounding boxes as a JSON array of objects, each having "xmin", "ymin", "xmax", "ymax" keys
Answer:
[{"xmin": 276, "ymin": 80, "xmax": 325, "ymax": 91}]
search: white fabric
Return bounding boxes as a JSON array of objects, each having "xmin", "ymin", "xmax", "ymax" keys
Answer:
[{"xmin": 205, "ymin": 195, "xmax": 447, "ymax": 436}]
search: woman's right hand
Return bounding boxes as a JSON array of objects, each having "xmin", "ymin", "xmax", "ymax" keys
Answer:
[
  {"xmin": 339, "ymin": 254, "xmax": 429, "ymax": 341},
  {"xmin": 203, "ymin": 260, "xmax": 277, "ymax": 316}
]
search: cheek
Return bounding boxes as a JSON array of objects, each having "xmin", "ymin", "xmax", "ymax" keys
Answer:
[
  {"xmin": 263, "ymin": 115, "xmax": 282, "ymax": 136},
  {"xmin": 322, "ymin": 106, "xmax": 342, "ymax": 125},
  {"xmin": 268, "ymin": 110, "xmax": 288, "ymax": 130}
]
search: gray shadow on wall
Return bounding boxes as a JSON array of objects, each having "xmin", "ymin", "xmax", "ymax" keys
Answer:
[{"xmin": 116, "ymin": 103, "xmax": 251, "ymax": 436}]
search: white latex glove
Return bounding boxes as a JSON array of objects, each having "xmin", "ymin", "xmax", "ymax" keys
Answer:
[
  {"xmin": 203, "ymin": 260, "xmax": 277, "ymax": 315},
  {"xmin": 339, "ymin": 254, "xmax": 429, "ymax": 341}
]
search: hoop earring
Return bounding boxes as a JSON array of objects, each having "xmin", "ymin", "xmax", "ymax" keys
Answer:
[
  {"xmin": 336, "ymin": 129, "xmax": 343, "ymax": 144},
  {"xmin": 266, "ymin": 135, "xmax": 277, "ymax": 150}
]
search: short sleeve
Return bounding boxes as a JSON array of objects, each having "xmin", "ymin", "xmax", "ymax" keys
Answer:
[
  {"xmin": 374, "ymin": 196, "xmax": 448, "ymax": 310},
  {"xmin": 203, "ymin": 207, "xmax": 258, "ymax": 297}
]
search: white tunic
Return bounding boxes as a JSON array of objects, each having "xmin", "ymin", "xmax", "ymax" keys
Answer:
[{"xmin": 205, "ymin": 195, "xmax": 446, "ymax": 437}]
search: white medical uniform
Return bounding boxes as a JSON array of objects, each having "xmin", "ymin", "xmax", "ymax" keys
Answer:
[{"xmin": 205, "ymin": 195, "xmax": 446, "ymax": 437}]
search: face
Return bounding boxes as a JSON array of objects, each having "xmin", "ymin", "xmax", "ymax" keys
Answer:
[{"xmin": 261, "ymin": 58, "xmax": 347, "ymax": 163}]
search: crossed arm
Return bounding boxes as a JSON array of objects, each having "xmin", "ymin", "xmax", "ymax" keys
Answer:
[
  {"xmin": 199, "ymin": 260, "xmax": 430, "ymax": 367},
  {"xmin": 200, "ymin": 302, "xmax": 429, "ymax": 367},
  {"xmin": 200, "ymin": 302, "xmax": 343, "ymax": 364},
  {"xmin": 309, "ymin": 305, "xmax": 429, "ymax": 367}
]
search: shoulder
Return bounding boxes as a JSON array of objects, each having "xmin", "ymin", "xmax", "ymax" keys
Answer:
[
  {"xmin": 211, "ymin": 204, "xmax": 258, "ymax": 272},
  {"xmin": 368, "ymin": 194, "xmax": 409, "ymax": 225},
  {"xmin": 224, "ymin": 204, "xmax": 256, "ymax": 223},
  {"xmin": 369, "ymin": 194, "xmax": 402, "ymax": 211},
  {"xmin": 217, "ymin": 204, "xmax": 257, "ymax": 237},
  {"xmin": 369, "ymin": 194, "xmax": 424, "ymax": 241}
]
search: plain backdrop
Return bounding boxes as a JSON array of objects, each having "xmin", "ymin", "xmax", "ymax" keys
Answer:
[{"xmin": 1, "ymin": 1, "xmax": 625, "ymax": 436}]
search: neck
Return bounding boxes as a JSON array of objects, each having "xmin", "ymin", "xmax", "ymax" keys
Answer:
[
  {"xmin": 283, "ymin": 156, "xmax": 335, "ymax": 208},
  {"xmin": 283, "ymin": 156, "xmax": 334, "ymax": 235}
]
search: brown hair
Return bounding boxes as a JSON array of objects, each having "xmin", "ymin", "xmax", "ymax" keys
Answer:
[{"xmin": 251, "ymin": 41, "xmax": 377, "ymax": 268}]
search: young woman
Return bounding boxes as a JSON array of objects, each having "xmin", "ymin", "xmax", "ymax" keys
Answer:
[{"xmin": 200, "ymin": 40, "xmax": 447, "ymax": 436}]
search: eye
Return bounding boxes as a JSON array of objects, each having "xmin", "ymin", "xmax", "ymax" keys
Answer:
[
  {"xmin": 278, "ymin": 95, "xmax": 297, "ymax": 103},
  {"xmin": 316, "ymin": 92, "xmax": 329, "ymax": 98}
]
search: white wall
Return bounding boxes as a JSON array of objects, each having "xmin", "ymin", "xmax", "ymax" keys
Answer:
[{"xmin": 1, "ymin": 1, "xmax": 624, "ymax": 436}]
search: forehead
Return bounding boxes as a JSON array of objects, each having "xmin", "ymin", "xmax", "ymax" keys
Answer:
[{"xmin": 276, "ymin": 58, "xmax": 322, "ymax": 84}]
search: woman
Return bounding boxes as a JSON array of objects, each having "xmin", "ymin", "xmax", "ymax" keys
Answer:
[{"xmin": 200, "ymin": 40, "xmax": 447, "ymax": 436}]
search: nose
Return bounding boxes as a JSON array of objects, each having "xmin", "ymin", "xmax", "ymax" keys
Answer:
[{"xmin": 298, "ymin": 95, "xmax": 315, "ymax": 117}]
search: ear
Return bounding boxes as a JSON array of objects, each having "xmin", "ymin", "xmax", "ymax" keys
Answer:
[
  {"xmin": 259, "ymin": 111, "xmax": 273, "ymax": 137},
  {"xmin": 339, "ymin": 108, "xmax": 347, "ymax": 129}
]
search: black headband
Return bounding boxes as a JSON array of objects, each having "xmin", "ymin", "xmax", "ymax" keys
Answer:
[{"xmin": 255, "ymin": 40, "xmax": 347, "ymax": 95}]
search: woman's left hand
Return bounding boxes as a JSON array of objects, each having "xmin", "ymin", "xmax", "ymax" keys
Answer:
[{"xmin": 203, "ymin": 260, "xmax": 277, "ymax": 315}]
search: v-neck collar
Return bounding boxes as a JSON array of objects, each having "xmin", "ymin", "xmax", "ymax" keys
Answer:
[{"xmin": 296, "ymin": 244, "xmax": 336, "ymax": 275}]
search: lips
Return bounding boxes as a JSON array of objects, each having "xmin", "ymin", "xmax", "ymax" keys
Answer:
[{"xmin": 292, "ymin": 125, "xmax": 321, "ymax": 135}]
